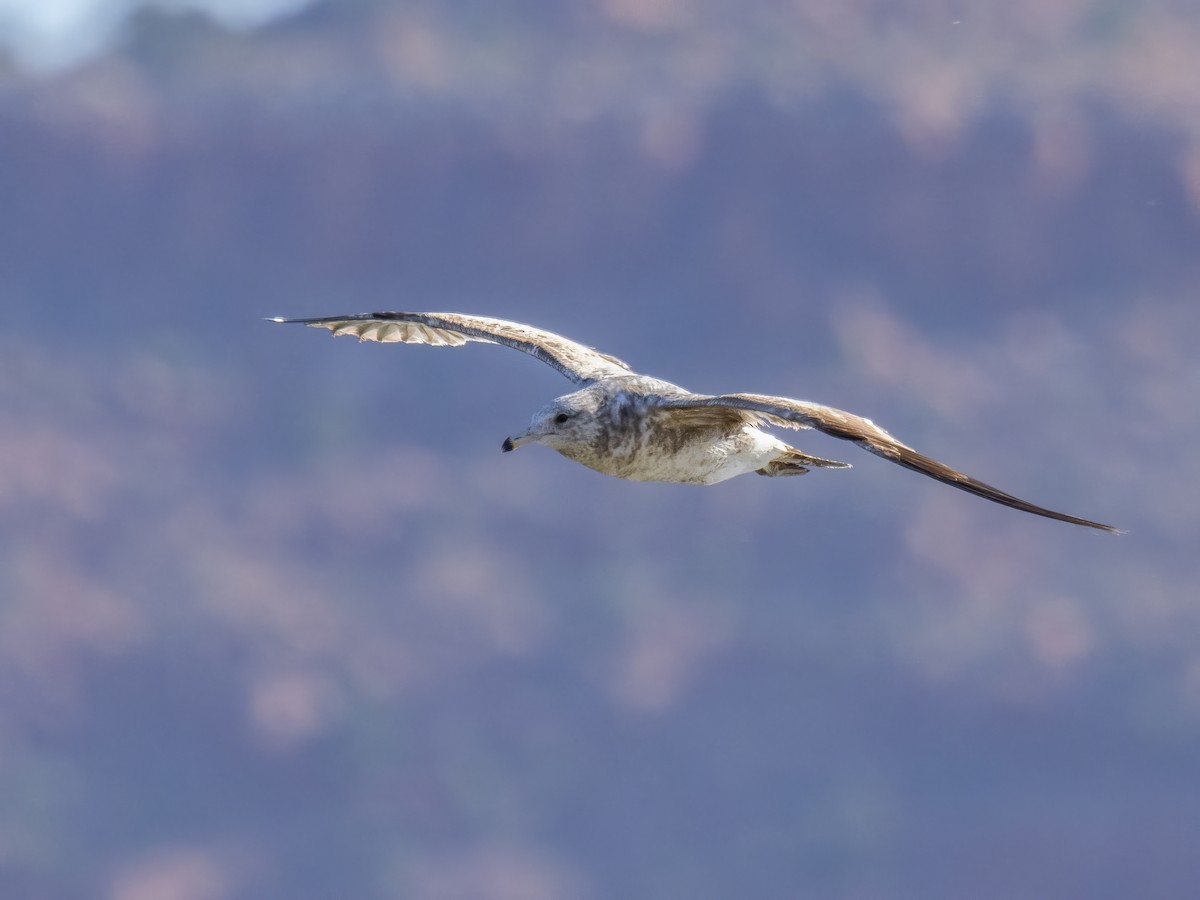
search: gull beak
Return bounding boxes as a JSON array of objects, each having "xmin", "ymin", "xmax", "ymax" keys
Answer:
[{"xmin": 501, "ymin": 427, "xmax": 537, "ymax": 452}]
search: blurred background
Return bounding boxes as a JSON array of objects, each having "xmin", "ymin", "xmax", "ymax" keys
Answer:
[{"xmin": 2, "ymin": 1, "xmax": 1199, "ymax": 898}]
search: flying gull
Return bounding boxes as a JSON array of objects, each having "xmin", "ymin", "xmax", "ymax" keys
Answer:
[{"xmin": 272, "ymin": 312, "xmax": 1119, "ymax": 533}]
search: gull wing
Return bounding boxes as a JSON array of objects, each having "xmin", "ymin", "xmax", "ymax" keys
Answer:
[
  {"xmin": 656, "ymin": 392, "xmax": 1121, "ymax": 533},
  {"xmin": 271, "ymin": 312, "xmax": 634, "ymax": 385}
]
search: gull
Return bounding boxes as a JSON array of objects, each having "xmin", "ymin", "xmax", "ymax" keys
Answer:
[{"xmin": 271, "ymin": 311, "xmax": 1120, "ymax": 533}]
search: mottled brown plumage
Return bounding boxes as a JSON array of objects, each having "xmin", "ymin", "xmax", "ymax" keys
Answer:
[{"xmin": 272, "ymin": 311, "xmax": 1120, "ymax": 533}]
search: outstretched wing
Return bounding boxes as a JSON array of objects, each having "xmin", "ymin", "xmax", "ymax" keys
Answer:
[
  {"xmin": 271, "ymin": 312, "xmax": 634, "ymax": 385},
  {"xmin": 656, "ymin": 392, "xmax": 1121, "ymax": 533}
]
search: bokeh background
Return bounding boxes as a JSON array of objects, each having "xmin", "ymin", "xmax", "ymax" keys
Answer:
[{"xmin": 2, "ymin": 1, "xmax": 1199, "ymax": 898}]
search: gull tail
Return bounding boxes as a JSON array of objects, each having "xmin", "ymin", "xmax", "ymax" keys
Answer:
[{"xmin": 757, "ymin": 446, "xmax": 851, "ymax": 477}]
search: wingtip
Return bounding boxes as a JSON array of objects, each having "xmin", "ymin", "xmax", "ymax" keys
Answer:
[{"xmin": 1075, "ymin": 518, "xmax": 1124, "ymax": 535}]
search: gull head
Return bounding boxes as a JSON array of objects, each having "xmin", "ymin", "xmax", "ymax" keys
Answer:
[{"xmin": 502, "ymin": 389, "xmax": 606, "ymax": 454}]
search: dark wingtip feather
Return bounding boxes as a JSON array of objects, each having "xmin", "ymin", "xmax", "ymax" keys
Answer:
[{"xmin": 871, "ymin": 442, "xmax": 1122, "ymax": 533}]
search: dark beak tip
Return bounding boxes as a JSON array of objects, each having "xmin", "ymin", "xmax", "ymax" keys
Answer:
[{"xmin": 501, "ymin": 437, "xmax": 513, "ymax": 453}]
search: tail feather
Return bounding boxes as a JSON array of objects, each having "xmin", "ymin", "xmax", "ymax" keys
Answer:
[{"xmin": 757, "ymin": 446, "xmax": 850, "ymax": 477}]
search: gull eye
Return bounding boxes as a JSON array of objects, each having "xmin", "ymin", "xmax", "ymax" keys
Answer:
[{"xmin": 554, "ymin": 412, "xmax": 571, "ymax": 425}]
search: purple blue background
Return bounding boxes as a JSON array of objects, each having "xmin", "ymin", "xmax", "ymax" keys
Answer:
[{"xmin": 2, "ymin": 2, "xmax": 1198, "ymax": 897}]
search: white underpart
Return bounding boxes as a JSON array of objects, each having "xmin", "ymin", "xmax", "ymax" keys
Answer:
[{"xmin": 645, "ymin": 425, "xmax": 787, "ymax": 485}]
